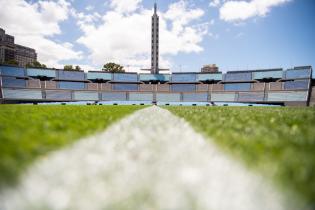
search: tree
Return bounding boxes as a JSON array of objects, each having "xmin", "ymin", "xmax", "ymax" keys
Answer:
[
  {"xmin": 75, "ymin": 65, "xmax": 81, "ymax": 71},
  {"xmin": 26, "ymin": 61, "xmax": 47, "ymax": 68},
  {"xmin": 63, "ymin": 65, "xmax": 73, "ymax": 71},
  {"xmin": 102, "ymin": 62, "xmax": 125, "ymax": 73},
  {"xmin": 4, "ymin": 59, "xmax": 19, "ymax": 66}
]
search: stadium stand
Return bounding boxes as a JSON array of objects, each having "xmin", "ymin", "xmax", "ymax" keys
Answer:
[
  {"xmin": 27, "ymin": 68, "xmax": 56, "ymax": 78},
  {"xmin": 0, "ymin": 64, "xmax": 313, "ymax": 106},
  {"xmin": 139, "ymin": 74, "xmax": 170, "ymax": 83},
  {"xmin": 45, "ymin": 90, "xmax": 72, "ymax": 101},
  {"xmin": 252, "ymin": 69, "xmax": 283, "ymax": 80},
  {"xmin": 87, "ymin": 72, "xmax": 112, "ymax": 81}
]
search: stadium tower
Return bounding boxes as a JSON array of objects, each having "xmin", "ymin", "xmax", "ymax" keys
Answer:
[{"xmin": 151, "ymin": 2, "xmax": 159, "ymax": 74}]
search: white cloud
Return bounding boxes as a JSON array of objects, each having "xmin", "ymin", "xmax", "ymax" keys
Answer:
[
  {"xmin": 210, "ymin": 0, "xmax": 222, "ymax": 7},
  {"xmin": 219, "ymin": 0, "xmax": 290, "ymax": 22},
  {"xmin": 110, "ymin": 0, "xmax": 142, "ymax": 14},
  {"xmin": 85, "ymin": 5, "xmax": 94, "ymax": 11},
  {"xmin": 77, "ymin": 0, "xmax": 208, "ymax": 72},
  {"xmin": 0, "ymin": 0, "xmax": 82, "ymax": 67}
]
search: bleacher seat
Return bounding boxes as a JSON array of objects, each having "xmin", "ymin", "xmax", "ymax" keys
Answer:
[
  {"xmin": 238, "ymin": 92, "xmax": 265, "ymax": 102},
  {"xmin": 0, "ymin": 66, "xmax": 25, "ymax": 77},
  {"xmin": 284, "ymin": 80, "xmax": 309, "ymax": 90},
  {"xmin": 87, "ymin": 72, "xmax": 112, "ymax": 81},
  {"xmin": 253, "ymin": 70, "xmax": 283, "ymax": 80},
  {"xmin": 211, "ymin": 93, "xmax": 236, "ymax": 102},
  {"xmin": 113, "ymin": 73, "xmax": 138, "ymax": 82},
  {"xmin": 171, "ymin": 84, "xmax": 196, "ymax": 92},
  {"xmin": 57, "ymin": 70, "xmax": 85, "ymax": 80},
  {"xmin": 182, "ymin": 93, "xmax": 208, "ymax": 102},
  {"xmin": 139, "ymin": 74, "xmax": 170, "ymax": 82},
  {"xmin": 156, "ymin": 93, "xmax": 181, "ymax": 102},
  {"xmin": 3, "ymin": 88, "xmax": 42, "ymax": 100},
  {"xmin": 129, "ymin": 93, "xmax": 154, "ymax": 101},
  {"xmin": 112, "ymin": 84, "xmax": 138, "ymax": 91},
  {"xmin": 1, "ymin": 77, "xmax": 26, "ymax": 88},
  {"xmin": 102, "ymin": 92, "xmax": 127, "ymax": 101},
  {"xmin": 197, "ymin": 73, "xmax": 223, "ymax": 82},
  {"xmin": 73, "ymin": 91, "xmax": 99, "ymax": 101},
  {"xmin": 224, "ymin": 72, "xmax": 252, "ymax": 82},
  {"xmin": 171, "ymin": 74, "xmax": 197, "ymax": 83},
  {"xmin": 267, "ymin": 91, "xmax": 308, "ymax": 102},
  {"xmin": 27, "ymin": 68, "xmax": 56, "ymax": 78},
  {"xmin": 58, "ymin": 81, "xmax": 86, "ymax": 90},
  {"xmin": 284, "ymin": 69, "xmax": 311, "ymax": 79},
  {"xmin": 46, "ymin": 90, "xmax": 72, "ymax": 100},
  {"xmin": 224, "ymin": 83, "xmax": 251, "ymax": 91}
]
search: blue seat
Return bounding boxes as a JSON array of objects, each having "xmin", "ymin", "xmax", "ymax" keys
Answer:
[
  {"xmin": 112, "ymin": 84, "xmax": 138, "ymax": 91},
  {"xmin": 284, "ymin": 80, "xmax": 309, "ymax": 90},
  {"xmin": 57, "ymin": 71, "xmax": 85, "ymax": 80},
  {"xmin": 224, "ymin": 83, "xmax": 251, "ymax": 91},
  {"xmin": 58, "ymin": 81, "xmax": 86, "ymax": 90},
  {"xmin": 284, "ymin": 69, "xmax": 311, "ymax": 79},
  {"xmin": 197, "ymin": 73, "xmax": 223, "ymax": 82},
  {"xmin": 253, "ymin": 70, "xmax": 283, "ymax": 80},
  {"xmin": 171, "ymin": 74, "xmax": 197, "ymax": 82},
  {"xmin": 27, "ymin": 68, "xmax": 56, "ymax": 78},
  {"xmin": 87, "ymin": 72, "xmax": 112, "ymax": 80},
  {"xmin": 139, "ymin": 74, "xmax": 170, "ymax": 82},
  {"xmin": 171, "ymin": 84, "xmax": 196, "ymax": 92},
  {"xmin": 224, "ymin": 72, "xmax": 252, "ymax": 82},
  {"xmin": 0, "ymin": 66, "xmax": 25, "ymax": 77},
  {"xmin": 1, "ymin": 77, "xmax": 26, "ymax": 88},
  {"xmin": 113, "ymin": 73, "xmax": 138, "ymax": 82}
]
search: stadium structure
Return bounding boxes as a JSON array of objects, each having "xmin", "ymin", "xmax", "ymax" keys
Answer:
[
  {"xmin": 0, "ymin": 64, "xmax": 314, "ymax": 106},
  {"xmin": 0, "ymin": 3, "xmax": 314, "ymax": 106}
]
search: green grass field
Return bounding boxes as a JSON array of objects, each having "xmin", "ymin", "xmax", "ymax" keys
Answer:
[
  {"xmin": 1, "ymin": 105, "xmax": 315, "ymax": 207},
  {"xmin": 167, "ymin": 107, "xmax": 315, "ymax": 205},
  {"xmin": 0, "ymin": 105, "xmax": 143, "ymax": 189}
]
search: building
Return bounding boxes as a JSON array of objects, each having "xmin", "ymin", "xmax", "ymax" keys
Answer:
[
  {"xmin": 15, "ymin": 44, "xmax": 37, "ymax": 67},
  {"xmin": 0, "ymin": 28, "xmax": 37, "ymax": 67},
  {"xmin": 142, "ymin": 3, "xmax": 169, "ymax": 74},
  {"xmin": 0, "ymin": 3, "xmax": 314, "ymax": 107},
  {"xmin": 151, "ymin": 3, "xmax": 159, "ymax": 74},
  {"xmin": 0, "ymin": 28, "xmax": 15, "ymax": 64},
  {"xmin": 201, "ymin": 64, "xmax": 219, "ymax": 73}
]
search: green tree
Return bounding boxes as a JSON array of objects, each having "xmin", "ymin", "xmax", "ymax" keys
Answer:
[
  {"xmin": 26, "ymin": 61, "xmax": 47, "ymax": 68},
  {"xmin": 4, "ymin": 59, "xmax": 19, "ymax": 66},
  {"xmin": 63, "ymin": 65, "xmax": 73, "ymax": 71},
  {"xmin": 75, "ymin": 65, "xmax": 81, "ymax": 71},
  {"xmin": 102, "ymin": 62, "xmax": 125, "ymax": 73}
]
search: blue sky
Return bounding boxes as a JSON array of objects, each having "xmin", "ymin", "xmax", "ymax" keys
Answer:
[{"xmin": 1, "ymin": 0, "xmax": 315, "ymax": 73}]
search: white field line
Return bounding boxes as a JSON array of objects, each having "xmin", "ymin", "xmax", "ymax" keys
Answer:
[{"xmin": 0, "ymin": 106, "xmax": 299, "ymax": 210}]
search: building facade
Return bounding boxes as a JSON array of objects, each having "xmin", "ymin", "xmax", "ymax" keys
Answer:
[
  {"xmin": 15, "ymin": 44, "xmax": 37, "ymax": 67},
  {"xmin": 0, "ymin": 28, "xmax": 15, "ymax": 64},
  {"xmin": 0, "ymin": 28, "xmax": 37, "ymax": 67},
  {"xmin": 151, "ymin": 3, "xmax": 159, "ymax": 74}
]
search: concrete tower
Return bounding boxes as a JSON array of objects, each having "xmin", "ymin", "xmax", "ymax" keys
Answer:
[{"xmin": 151, "ymin": 3, "xmax": 159, "ymax": 74}]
